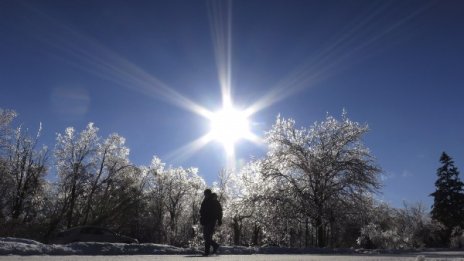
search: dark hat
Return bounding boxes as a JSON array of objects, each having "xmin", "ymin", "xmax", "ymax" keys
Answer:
[{"xmin": 204, "ymin": 189, "xmax": 212, "ymax": 196}]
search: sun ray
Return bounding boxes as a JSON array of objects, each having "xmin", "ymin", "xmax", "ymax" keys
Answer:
[
  {"xmin": 163, "ymin": 133, "xmax": 214, "ymax": 163},
  {"xmin": 225, "ymin": 143, "xmax": 236, "ymax": 171},
  {"xmin": 244, "ymin": 132, "xmax": 264, "ymax": 145},
  {"xmin": 28, "ymin": 5, "xmax": 213, "ymax": 119},
  {"xmin": 244, "ymin": 1, "xmax": 433, "ymax": 117},
  {"xmin": 208, "ymin": 0, "xmax": 233, "ymax": 108},
  {"xmin": 60, "ymin": 38, "xmax": 213, "ymax": 119}
]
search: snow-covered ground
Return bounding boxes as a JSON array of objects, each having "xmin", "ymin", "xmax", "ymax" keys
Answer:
[
  {"xmin": 0, "ymin": 237, "xmax": 360, "ymax": 256},
  {"xmin": 1, "ymin": 237, "xmax": 463, "ymax": 260},
  {"xmin": 0, "ymin": 237, "xmax": 200, "ymax": 255},
  {"xmin": 1, "ymin": 237, "xmax": 356, "ymax": 256},
  {"xmin": 1, "ymin": 254, "xmax": 464, "ymax": 261}
]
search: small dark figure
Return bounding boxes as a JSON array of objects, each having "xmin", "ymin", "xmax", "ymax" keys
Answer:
[{"xmin": 200, "ymin": 189, "xmax": 223, "ymax": 256}]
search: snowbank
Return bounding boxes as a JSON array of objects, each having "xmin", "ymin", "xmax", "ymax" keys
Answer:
[
  {"xmin": 1, "ymin": 237, "xmax": 432, "ymax": 256},
  {"xmin": 0, "ymin": 238, "xmax": 199, "ymax": 255}
]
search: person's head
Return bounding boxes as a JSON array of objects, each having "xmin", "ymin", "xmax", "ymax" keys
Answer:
[
  {"xmin": 211, "ymin": 193, "xmax": 218, "ymax": 200},
  {"xmin": 204, "ymin": 189, "xmax": 212, "ymax": 197}
]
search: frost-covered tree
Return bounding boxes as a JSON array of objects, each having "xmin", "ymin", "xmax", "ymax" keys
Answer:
[
  {"xmin": 430, "ymin": 152, "xmax": 464, "ymax": 238},
  {"xmin": 7, "ymin": 125, "xmax": 48, "ymax": 221},
  {"xmin": 0, "ymin": 110, "xmax": 49, "ymax": 239},
  {"xmin": 52, "ymin": 123, "xmax": 144, "ymax": 234},
  {"xmin": 0, "ymin": 108, "xmax": 17, "ymax": 222},
  {"xmin": 54, "ymin": 123, "xmax": 99, "ymax": 228},
  {"xmin": 232, "ymin": 160, "xmax": 323, "ymax": 247},
  {"xmin": 357, "ymin": 202, "xmax": 444, "ymax": 249},
  {"xmin": 144, "ymin": 156, "xmax": 205, "ymax": 245},
  {"xmin": 212, "ymin": 167, "xmax": 262, "ymax": 246},
  {"xmin": 261, "ymin": 112, "xmax": 381, "ymax": 247},
  {"xmin": 82, "ymin": 134, "xmax": 126, "ymax": 224},
  {"xmin": 82, "ymin": 133, "xmax": 142, "ymax": 227}
]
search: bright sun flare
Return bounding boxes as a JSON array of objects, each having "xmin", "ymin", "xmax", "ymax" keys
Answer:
[{"xmin": 209, "ymin": 106, "xmax": 251, "ymax": 151}]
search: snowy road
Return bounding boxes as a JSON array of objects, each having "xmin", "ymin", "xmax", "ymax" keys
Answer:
[{"xmin": 1, "ymin": 252, "xmax": 464, "ymax": 261}]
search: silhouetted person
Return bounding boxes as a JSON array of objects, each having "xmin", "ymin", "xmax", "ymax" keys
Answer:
[{"xmin": 200, "ymin": 189, "xmax": 222, "ymax": 256}]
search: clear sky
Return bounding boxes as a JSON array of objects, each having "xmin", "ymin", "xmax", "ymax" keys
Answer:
[{"xmin": 1, "ymin": 0, "xmax": 464, "ymax": 208}]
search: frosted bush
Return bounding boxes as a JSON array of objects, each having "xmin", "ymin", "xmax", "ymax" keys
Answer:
[
  {"xmin": 450, "ymin": 226, "xmax": 464, "ymax": 248},
  {"xmin": 357, "ymin": 223, "xmax": 408, "ymax": 249}
]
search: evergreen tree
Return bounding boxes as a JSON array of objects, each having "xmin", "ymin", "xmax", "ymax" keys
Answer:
[{"xmin": 430, "ymin": 152, "xmax": 464, "ymax": 232}]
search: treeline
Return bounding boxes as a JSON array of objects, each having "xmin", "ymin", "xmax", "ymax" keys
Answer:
[
  {"xmin": 0, "ymin": 108, "xmax": 463, "ymax": 248},
  {"xmin": 0, "ymin": 109, "xmax": 204, "ymax": 246}
]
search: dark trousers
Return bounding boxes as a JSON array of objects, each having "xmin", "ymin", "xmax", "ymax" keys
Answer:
[{"xmin": 203, "ymin": 223, "xmax": 219, "ymax": 254}]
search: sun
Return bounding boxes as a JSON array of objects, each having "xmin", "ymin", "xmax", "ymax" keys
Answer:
[
  {"xmin": 208, "ymin": 105, "xmax": 251, "ymax": 153},
  {"xmin": 165, "ymin": 102, "xmax": 260, "ymax": 169}
]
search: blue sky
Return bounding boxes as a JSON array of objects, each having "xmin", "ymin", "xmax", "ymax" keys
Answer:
[{"xmin": 1, "ymin": 0, "xmax": 464, "ymax": 208}]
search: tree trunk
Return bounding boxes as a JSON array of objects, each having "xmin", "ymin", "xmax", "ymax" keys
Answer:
[
  {"xmin": 67, "ymin": 168, "xmax": 79, "ymax": 228},
  {"xmin": 233, "ymin": 216, "xmax": 241, "ymax": 245},
  {"xmin": 305, "ymin": 218, "xmax": 309, "ymax": 247},
  {"xmin": 252, "ymin": 223, "xmax": 260, "ymax": 246},
  {"xmin": 316, "ymin": 216, "xmax": 325, "ymax": 247}
]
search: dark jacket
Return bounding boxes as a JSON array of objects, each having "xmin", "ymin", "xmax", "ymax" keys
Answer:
[{"xmin": 200, "ymin": 197, "xmax": 223, "ymax": 226}]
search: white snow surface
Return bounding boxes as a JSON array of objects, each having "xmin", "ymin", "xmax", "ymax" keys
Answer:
[
  {"xmin": 0, "ymin": 237, "xmax": 352, "ymax": 256},
  {"xmin": 0, "ymin": 237, "xmax": 272, "ymax": 256},
  {"xmin": 0, "ymin": 237, "xmax": 354, "ymax": 255},
  {"xmin": 2, "ymin": 237, "xmax": 463, "ymax": 259},
  {"xmin": 0, "ymin": 237, "xmax": 199, "ymax": 255}
]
